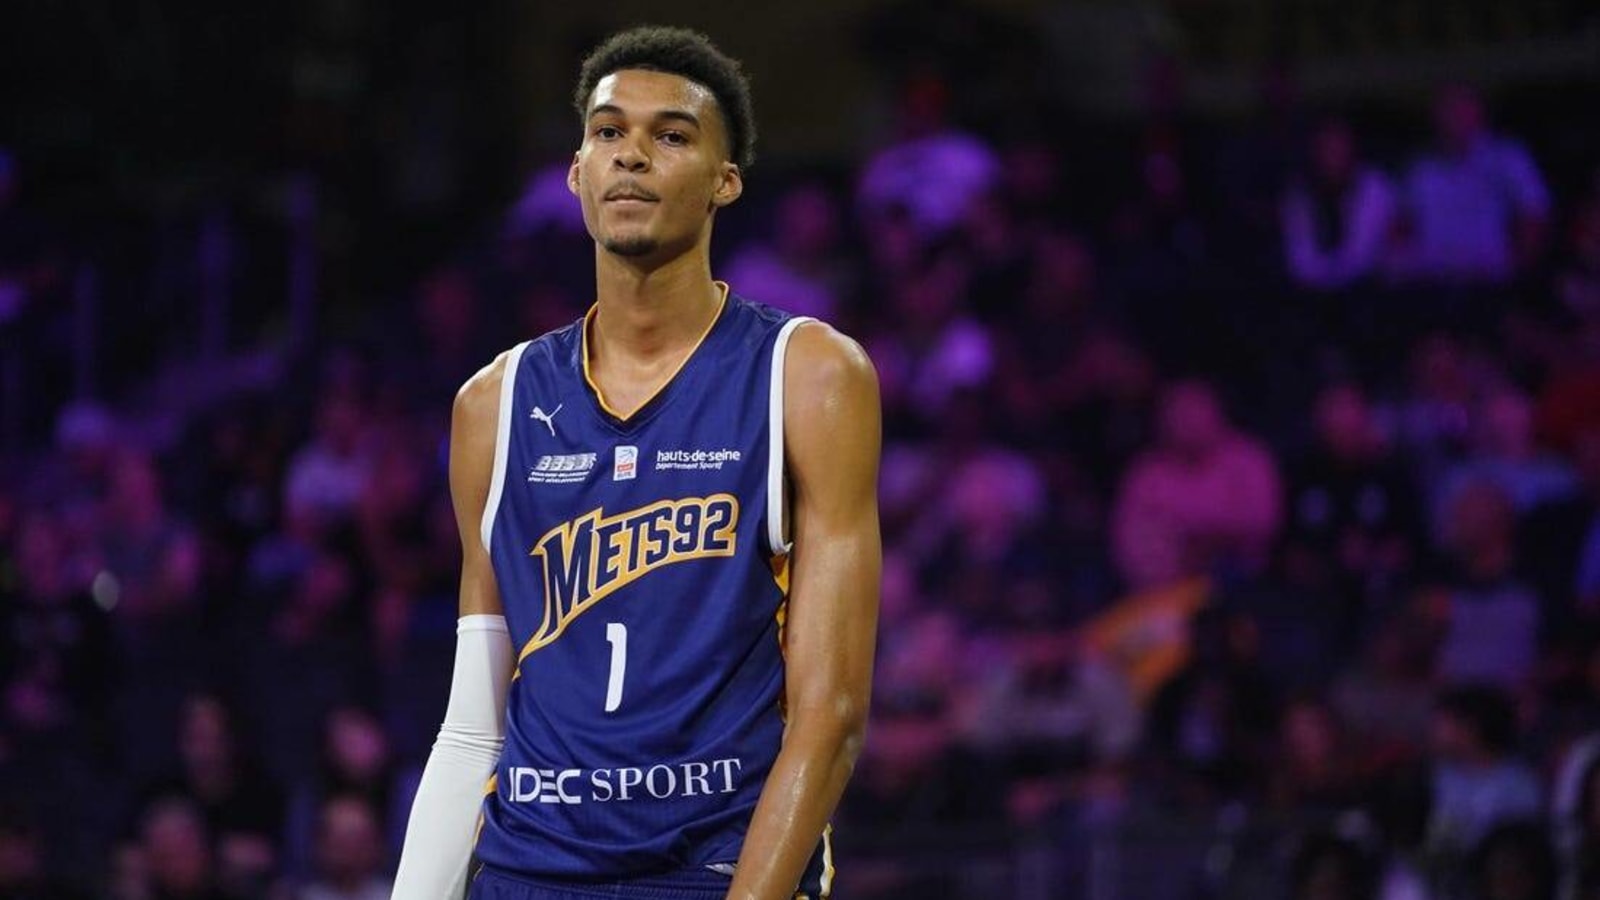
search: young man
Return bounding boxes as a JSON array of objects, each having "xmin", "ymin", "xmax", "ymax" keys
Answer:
[{"xmin": 393, "ymin": 26, "xmax": 881, "ymax": 900}]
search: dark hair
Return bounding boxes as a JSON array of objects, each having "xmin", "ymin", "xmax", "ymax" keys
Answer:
[
  {"xmin": 1437, "ymin": 684, "xmax": 1519, "ymax": 756},
  {"xmin": 572, "ymin": 26, "xmax": 756, "ymax": 171},
  {"xmin": 1289, "ymin": 831, "xmax": 1375, "ymax": 900},
  {"xmin": 1470, "ymin": 821, "xmax": 1556, "ymax": 900}
]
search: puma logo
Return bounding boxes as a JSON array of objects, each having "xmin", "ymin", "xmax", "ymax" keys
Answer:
[{"xmin": 530, "ymin": 404, "xmax": 563, "ymax": 436}]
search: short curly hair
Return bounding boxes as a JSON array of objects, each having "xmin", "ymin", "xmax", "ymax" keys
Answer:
[{"xmin": 572, "ymin": 26, "xmax": 756, "ymax": 171}]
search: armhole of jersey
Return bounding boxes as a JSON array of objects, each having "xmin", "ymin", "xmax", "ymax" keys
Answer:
[
  {"xmin": 767, "ymin": 317, "xmax": 815, "ymax": 557},
  {"xmin": 480, "ymin": 340, "xmax": 531, "ymax": 554}
]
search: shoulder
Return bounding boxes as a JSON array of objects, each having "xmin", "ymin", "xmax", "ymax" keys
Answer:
[
  {"xmin": 1119, "ymin": 453, "xmax": 1171, "ymax": 492},
  {"xmin": 1222, "ymin": 435, "xmax": 1280, "ymax": 474},
  {"xmin": 1487, "ymin": 135, "xmax": 1534, "ymax": 161},
  {"xmin": 1356, "ymin": 167, "xmax": 1395, "ymax": 196},
  {"xmin": 784, "ymin": 320, "xmax": 878, "ymax": 399},
  {"xmin": 453, "ymin": 344, "xmax": 522, "ymax": 430}
]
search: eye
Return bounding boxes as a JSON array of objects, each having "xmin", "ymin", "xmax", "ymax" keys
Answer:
[
  {"xmin": 594, "ymin": 125, "xmax": 622, "ymax": 140},
  {"xmin": 659, "ymin": 131, "xmax": 689, "ymax": 146}
]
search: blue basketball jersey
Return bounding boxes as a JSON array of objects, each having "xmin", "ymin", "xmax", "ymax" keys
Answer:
[{"xmin": 474, "ymin": 286, "xmax": 832, "ymax": 897}]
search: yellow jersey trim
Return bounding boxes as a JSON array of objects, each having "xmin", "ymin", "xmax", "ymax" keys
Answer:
[{"xmin": 581, "ymin": 281, "xmax": 731, "ymax": 422}]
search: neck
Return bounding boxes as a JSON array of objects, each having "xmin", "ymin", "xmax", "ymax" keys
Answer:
[
  {"xmin": 1466, "ymin": 541, "xmax": 1512, "ymax": 579},
  {"xmin": 592, "ymin": 244, "xmax": 722, "ymax": 361}
]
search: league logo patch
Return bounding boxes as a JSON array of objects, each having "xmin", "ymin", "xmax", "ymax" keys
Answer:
[{"xmin": 614, "ymin": 445, "xmax": 638, "ymax": 481}]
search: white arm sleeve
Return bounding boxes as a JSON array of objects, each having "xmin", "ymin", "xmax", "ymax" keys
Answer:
[{"xmin": 392, "ymin": 614, "xmax": 513, "ymax": 900}]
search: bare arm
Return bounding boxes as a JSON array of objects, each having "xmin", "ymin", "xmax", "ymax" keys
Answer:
[
  {"xmin": 451, "ymin": 355, "xmax": 510, "ymax": 619},
  {"xmin": 725, "ymin": 324, "xmax": 882, "ymax": 900},
  {"xmin": 393, "ymin": 353, "xmax": 514, "ymax": 898}
]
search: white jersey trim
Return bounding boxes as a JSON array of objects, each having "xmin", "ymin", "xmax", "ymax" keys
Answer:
[
  {"xmin": 767, "ymin": 317, "xmax": 815, "ymax": 557},
  {"xmin": 481, "ymin": 340, "xmax": 531, "ymax": 553}
]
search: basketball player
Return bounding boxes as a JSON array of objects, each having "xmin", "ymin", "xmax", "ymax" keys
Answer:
[{"xmin": 392, "ymin": 26, "xmax": 881, "ymax": 900}]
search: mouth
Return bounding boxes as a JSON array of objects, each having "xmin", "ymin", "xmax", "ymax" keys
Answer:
[{"xmin": 604, "ymin": 183, "xmax": 659, "ymax": 204}]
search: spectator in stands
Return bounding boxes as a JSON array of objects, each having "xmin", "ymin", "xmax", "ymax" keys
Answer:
[
  {"xmin": 1267, "ymin": 696, "xmax": 1363, "ymax": 813},
  {"xmin": 0, "ymin": 812, "xmax": 89, "ymax": 899},
  {"xmin": 1523, "ymin": 423, "xmax": 1600, "ymax": 622},
  {"xmin": 2, "ymin": 508, "xmax": 115, "ymax": 733},
  {"xmin": 1290, "ymin": 831, "xmax": 1378, "ymax": 900},
  {"xmin": 960, "ymin": 189, "xmax": 1032, "ymax": 318},
  {"xmin": 1366, "ymin": 763, "xmax": 1435, "ymax": 900},
  {"xmin": 140, "ymin": 692, "xmax": 283, "ymax": 897},
  {"xmin": 1552, "ymin": 734, "xmax": 1600, "ymax": 899},
  {"xmin": 723, "ymin": 182, "xmax": 849, "ymax": 321},
  {"xmin": 1283, "ymin": 382, "xmax": 1424, "ymax": 619},
  {"xmin": 1330, "ymin": 611, "xmax": 1437, "ymax": 762},
  {"xmin": 298, "ymin": 795, "xmax": 391, "ymax": 900},
  {"xmin": 992, "ymin": 229, "xmax": 1156, "ymax": 467},
  {"xmin": 98, "ymin": 451, "xmax": 202, "ymax": 625},
  {"xmin": 119, "ymin": 796, "xmax": 227, "ymax": 900},
  {"xmin": 286, "ymin": 705, "xmax": 409, "ymax": 878},
  {"xmin": 959, "ymin": 629, "xmax": 1140, "ymax": 824},
  {"xmin": 1432, "ymin": 384, "xmax": 1578, "ymax": 537},
  {"xmin": 1428, "ymin": 686, "xmax": 1542, "ymax": 857},
  {"xmin": 402, "ymin": 267, "xmax": 491, "ymax": 407},
  {"xmin": 1378, "ymin": 332, "xmax": 1488, "ymax": 495},
  {"xmin": 1112, "ymin": 380, "xmax": 1283, "ymax": 590},
  {"xmin": 240, "ymin": 549, "xmax": 374, "ymax": 788},
  {"xmin": 1146, "ymin": 606, "xmax": 1279, "ymax": 808},
  {"xmin": 96, "ymin": 450, "xmax": 206, "ymax": 782},
  {"xmin": 283, "ymin": 393, "xmax": 373, "ymax": 530},
  {"xmin": 1395, "ymin": 84, "xmax": 1550, "ymax": 286},
  {"xmin": 864, "ymin": 248, "xmax": 993, "ymax": 427},
  {"xmin": 847, "ymin": 603, "xmax": 1001, "ymax": 830},
  {"xmin": 1282, "ymin": 117, "xmax": 1397, "ymax": 292},
  {"xmin": 1426, "ymin": 480, "xmax": 1542, "ymax": 691},
  {"xmin": 1469, "ymin": 821, "xmax": 1557, "ymax": 900},
  {"xmin": 857, "ymin": 73, "xmax": 999, "ymax": 239},
  {"xmin": 1556, "ymin": 175, "xmax": 1600, "ymax": 323}
]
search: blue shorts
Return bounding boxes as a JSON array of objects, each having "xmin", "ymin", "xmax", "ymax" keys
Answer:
[{"xmin": 467, "ymin": 863, "xmax": 733, "ymax": 900}]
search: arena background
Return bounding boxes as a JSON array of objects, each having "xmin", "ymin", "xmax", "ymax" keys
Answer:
[{"xmin": 3, "ymin": 1, "xmax": 1600, "ymax": 897}]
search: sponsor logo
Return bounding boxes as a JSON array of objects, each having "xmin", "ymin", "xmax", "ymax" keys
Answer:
[
  {"xmin": 527, "ymin": 453, "xmax": 597, "ymax": 485},
  {"xmin": 614, "ymin": 445, "xmax": 638, "ymax": 481},
  {"xmin": 530, "ymin": 404, "xmax": 563, "ymax": 437},
  {"xmin": 654, "ymin": 448, "xmax": 743, "ymax": 471},
  {"xmin": 504, "ymin": 758, "xmax": 744, "ymax": 805}
]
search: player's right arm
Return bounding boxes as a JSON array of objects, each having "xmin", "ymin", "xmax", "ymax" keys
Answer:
[{"xmin": 393, "ymin": 352, "xmax": 516, "ymax": 899}]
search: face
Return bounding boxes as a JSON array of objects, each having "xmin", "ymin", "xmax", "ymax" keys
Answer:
[
  {"xmin": 1431, "ymin": 709, "xmax": 1475, "ymax": 761},
  {"xmin": 180, "ymin": 695, "xmax": 232, "ymax": 770},
  {"xmin": 1283, "ymin": 702, "xmax": 1336, "ymax": 768},
  {"xmin": 1477, "ymin": 387, "xmax": 1532, "ymax": 456},
  {"xmin": 1316, "ymin": 385, "xmax": 1372, "ymax": 460},
  {"xmin": 1311, "ymin": 121, "xmax": 1354, "ymax": 182},
  {"xmin": 1442, "ymin": 480, "xmax": 1513, "ymax": 557},
  {"xmin": 142, "ymin": 800, "xmax": 211, "ymax": 893},
  {"xmin": 1158, "ymin": 381, "xmax": 1226, "ymax": 456},
  {"xmin": 327, "ymin": 707, "xmax": 388, "ymax": 780},
  {"xmin": 569, "ymin": 69, "xmax": 742, "ymax": 263},
  {"xmin": 1435, "ymin": 86, "xmax": 1485, "ymax": 150},
  {"xmin": 318, "ymin": 797, "xmax": 382, "ymax": 882},
  {"xmin": 775, "ymin": 185, "xmax": 838, "ymax": 258}
]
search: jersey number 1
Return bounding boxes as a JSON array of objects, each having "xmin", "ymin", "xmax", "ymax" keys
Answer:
[{"xmin": 605, "ymin": 622, "xmax": 627, "ymax": 712}]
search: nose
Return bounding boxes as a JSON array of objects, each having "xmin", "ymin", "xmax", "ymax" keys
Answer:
[{"xmin": 613, "ymin": 134, "xmax": 650, "ymax": 172}]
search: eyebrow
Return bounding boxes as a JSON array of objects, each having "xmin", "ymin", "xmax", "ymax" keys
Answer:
[{"xmin": 587, "ymin": 103, "xmax": 702, "ymax": 129}]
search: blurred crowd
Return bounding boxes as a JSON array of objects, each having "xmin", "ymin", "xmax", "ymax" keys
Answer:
[{"xmin": 3, "ymin": 38, "xmax": 1600, "ymax": 900}]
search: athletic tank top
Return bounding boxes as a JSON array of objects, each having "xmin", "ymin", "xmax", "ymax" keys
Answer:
[{"xmin": 474, "ymin": 287, "xmax": 832, "ymax": 896}]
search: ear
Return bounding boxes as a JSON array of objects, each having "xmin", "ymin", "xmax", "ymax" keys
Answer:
[
  {"xmin": 567, "ymin": 152, "xmax": 582, "ymax": 196},
  {"xmin": 710, "ymin": 162, "xmax": 743, "ymax": 209}
]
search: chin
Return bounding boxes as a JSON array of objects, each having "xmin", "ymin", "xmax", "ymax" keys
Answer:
[{"xmin": 602, "ymin": 235, "xmax": 660, "ymax": 258}]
